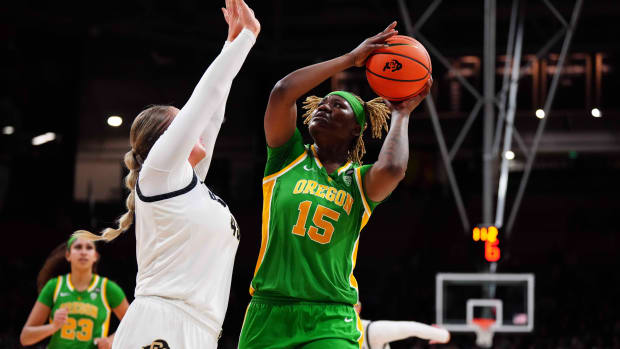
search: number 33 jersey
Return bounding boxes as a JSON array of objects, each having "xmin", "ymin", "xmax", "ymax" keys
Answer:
[{"xmin": 250, "ymin": 129, "xmax": 381, "ymax": 305}]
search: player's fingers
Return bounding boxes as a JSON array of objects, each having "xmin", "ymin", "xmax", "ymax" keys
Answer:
[
  {"xmin": 383, "ymin": 21, "xmax": 397, "ymax": 33},
  {"xmin": 227, "ymin": 0, "xmax": 237, "ymax": 16},
  {"xmin": 422, "ymin": 78, "xmax": 433, "ymax": 96},
  {"xmin": 414, "ymin": 78, "xmax": 432, "ymax": 101},
  {"xmin": 368, "ymin": 44, "xmax": 389, "ymax": 50},
  {"xmin": 375, "ymin": 29, "xmax": 398, "ymax": 43},
  {"xmin": 376, "ymin": 26, "xmax": 397, "ymax": 36},
  {"xmin": 230, "ymin": 0, "xmax": 240, "ymax": 15},
  {"xmin": 367, "ymin": 32, "xmax": 396, "ymax": 47}
]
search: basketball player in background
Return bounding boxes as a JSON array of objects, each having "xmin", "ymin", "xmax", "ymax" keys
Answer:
[
  {"xmin": 20, "ymin": 236, "xmax": 128, "ymax": 349},
  {"xmin": 238, "ymin": 21, "xmax": 432, "ymax": 348},
  {"xmin": 73, "ymin": 0, "xmax": 259, "ymax": 348},
  {"xmin": 355, "ymin": 302, "xmax": 450, "ymax": 349}
]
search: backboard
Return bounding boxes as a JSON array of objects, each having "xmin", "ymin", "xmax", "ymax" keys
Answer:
[{"xmin": 435, "ymin": 273, "xmax": 534, "ymax": 335}]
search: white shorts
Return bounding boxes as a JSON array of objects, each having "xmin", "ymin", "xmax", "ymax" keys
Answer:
[{"xmin": 112, "ymin": 296, "xmax": 219, "ymax": 349}]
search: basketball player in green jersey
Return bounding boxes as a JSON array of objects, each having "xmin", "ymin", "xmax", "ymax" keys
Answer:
[
  {"xmin": 21, "ymin": 236, "xmax": 128, "ymax": 349},
  {"xmin": 238, "ymin": 21, "xmax": 432, "ymax": 348}
]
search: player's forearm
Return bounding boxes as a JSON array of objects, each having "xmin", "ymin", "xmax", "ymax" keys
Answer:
[
  {"xmin": 368, "ymin": 320, "xmax": 449, "ymax": 346},
  {"xmin": 374, "ymin": 112, "xmax": 410, "ymax": 179},
  {"xmin": 20, "ymin": 324, "xmax": 58, "ymax": 346},
  {"xmin": 271, "ymin": 54, "xmax": 354, "ymax": 103},
  {"xmin": 194, "ymin": 61, "xmax": 232, "ymax": 179},
  {"xmin": 194, "ymin": 40, "xmax": 234, "ymax": 179}
]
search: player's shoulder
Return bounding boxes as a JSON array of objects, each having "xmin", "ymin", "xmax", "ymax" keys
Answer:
[
  {"xmin": 264, "ymin": 129, "xmax": 308, "ymax": 179},
  {"xmin": 101, "ymin": 276, "xmax": 126, "ymax": 296},
  {"xmin": 41, "ymin": 275, "xmax": 63, "ymax": 292},
  {"xmin": 104, "ymin": 277, "xmax": 122, "ymax": 289}
]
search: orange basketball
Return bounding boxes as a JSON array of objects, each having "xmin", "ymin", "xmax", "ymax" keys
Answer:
[{"xmin": 365, "ymin": 35, "xmax": 432, "ymax": 101}]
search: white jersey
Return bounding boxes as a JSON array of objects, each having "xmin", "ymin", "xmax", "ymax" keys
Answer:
[
  {"xmin": 134, "ymin": 172, "xmax": 240, "ymax": 335},
  {"xmin": 118, "ymin": 28, "xmax": 255, "ymax": 342}
]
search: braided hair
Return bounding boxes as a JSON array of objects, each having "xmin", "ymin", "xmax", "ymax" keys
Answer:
[{"xmin": 74, "ymin": 105, "xmax": 174, "ymax": 242}]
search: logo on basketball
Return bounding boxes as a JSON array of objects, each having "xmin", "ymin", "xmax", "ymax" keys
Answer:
[
  {"xmin": 142, "ymin": 339, "xmax": 170, "ymax": 349},
  {"xmin": 382, "ymin": 59, "xmax": 403, "ymax": 73}
]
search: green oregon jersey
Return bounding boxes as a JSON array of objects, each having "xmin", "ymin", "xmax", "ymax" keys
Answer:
[
  {"xmin": 37, "ymin": 274, "xmax": 126, "ymax": 349},
  {"xmin": 250, "ymin": 128, "xmax": 381, "ymax": 305}
]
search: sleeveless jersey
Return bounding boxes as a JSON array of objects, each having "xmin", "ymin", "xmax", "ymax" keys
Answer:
[
  {"xmin": 37, "ymin": 274, "xmax": 126, "ymax": 349},
  {"xmin": 250, "ymin": 128, "xmax": 381, "ymax": 305}
]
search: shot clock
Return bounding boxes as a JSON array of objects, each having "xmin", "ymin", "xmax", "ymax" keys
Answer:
[{"xmin": 473, "ymin": 226, "xmax": 500, "ymax": 262}]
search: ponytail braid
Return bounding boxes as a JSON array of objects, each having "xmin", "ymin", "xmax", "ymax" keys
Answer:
[{"xmin": 74, "ymin": 150, "xmax": 140, "ymax": 242}]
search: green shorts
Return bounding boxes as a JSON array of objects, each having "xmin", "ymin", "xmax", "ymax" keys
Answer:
[{"xmin": 238, "ymin": 296, "xmax": 363, "ymax": 349}]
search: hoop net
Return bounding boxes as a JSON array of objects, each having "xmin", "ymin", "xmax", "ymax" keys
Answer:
[{"xmin": 472, "ymin": 318, "xmax": 495, "ymax": 348}]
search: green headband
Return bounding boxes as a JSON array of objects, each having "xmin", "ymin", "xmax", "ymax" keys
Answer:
[
  {"xmin": 67, "ymin": 236, "xmax": 78, "ymax": 250},
  {"xmin": 326, "ymin": 91, "xmax": 366, "ymax": 129}
]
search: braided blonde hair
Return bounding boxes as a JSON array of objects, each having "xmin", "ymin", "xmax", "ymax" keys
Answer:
[
  {"xmin": 302, "ymin": 94, "xmax": 390, "ymax": 164},
  {"xmin": 74, "ymin": 105, "xmax": 175, "ymax": 242}
]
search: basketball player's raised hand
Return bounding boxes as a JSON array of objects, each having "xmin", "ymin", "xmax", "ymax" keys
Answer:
[
  {"xmin": 222, "ymin": 0, "xmax": 242, "ymax": 41},
  {"xmin": 384, "ymin": 76, "xmax": 433, "ymax": 116},
  {"xmin": 51, "ymin": 308, "xmax": 68, "ymax": 330},
  {"xmin": 348, "ymin": 21, "xmax": 399, "ymax": 67},
  {"xmin": 238, "ymin": 0, "xmax": 260, "ymax": 37}
]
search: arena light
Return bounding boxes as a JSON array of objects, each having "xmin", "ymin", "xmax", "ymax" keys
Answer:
[
  {"xmin": 32, "ymin": 132, "xmax": 56, "ymax": 146},
  {"xmin": 504, "ymin": 150, "xmax": 515, "ymax": 160},
  {"xmin": 535, "ymin": 109, "xmax": 545, "ymax": 119},
  {"xmin": 591, "ymin": 108, "xmax": 601, "ymax": 118},
  {"xmin": 107, "ymin": 115, "xmax": 123, "ymax": 127},
  {"xmin": 2, "ymin": 126, "xmax": 14, "ymax": 135}
]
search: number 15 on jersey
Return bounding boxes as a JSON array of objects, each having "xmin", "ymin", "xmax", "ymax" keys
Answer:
[{"xmin": 292, "ymin": 201, "xmax": 340, "ymax": 245}]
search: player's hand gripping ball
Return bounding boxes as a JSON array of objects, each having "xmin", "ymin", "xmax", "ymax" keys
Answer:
[{"xmin": 365, "ymin": 35, "xmax": 432, "ymax": 101}]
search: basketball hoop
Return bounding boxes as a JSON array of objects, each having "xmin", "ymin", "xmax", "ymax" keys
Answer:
[{"xmin": 472, "ymin": 318, "xmax": 495, "ymax": 348}]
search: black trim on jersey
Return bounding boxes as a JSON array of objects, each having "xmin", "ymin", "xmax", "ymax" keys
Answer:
[{"xmin": 136, "ymin": 172, "xmax": 198, "ymax": 202}]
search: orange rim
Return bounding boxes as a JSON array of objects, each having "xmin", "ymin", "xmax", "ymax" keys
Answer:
[{"xmin": 472, "ymin": 318, "xmax": 496, "ymax": 330}]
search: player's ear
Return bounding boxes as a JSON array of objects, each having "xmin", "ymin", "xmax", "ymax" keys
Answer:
[{"xmin": 65, "ymin": 249, "xmax": 71, "ymax": 262}]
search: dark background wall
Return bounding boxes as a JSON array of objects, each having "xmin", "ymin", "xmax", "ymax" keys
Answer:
[{"xmin": 1, "ymin": 1, "xmax": 619, "ymax": 348}]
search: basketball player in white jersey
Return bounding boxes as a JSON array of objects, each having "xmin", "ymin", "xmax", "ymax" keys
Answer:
[
  {"xmin": 74, "ymin": 1, "xmax": 260, "ymax": 348},
  {"xmin": 355, "ymin": 302, "xmax": 450, "ymax": 349}
]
